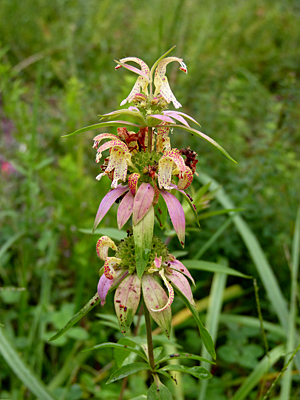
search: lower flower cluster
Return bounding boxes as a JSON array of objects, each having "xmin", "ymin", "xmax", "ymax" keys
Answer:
[{"xmin": 96, "ymin": 234, "xmax": 195, "ymax": 338}]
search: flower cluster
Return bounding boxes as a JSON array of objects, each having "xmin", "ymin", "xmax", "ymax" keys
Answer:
[{"xmin": 64, "ymin": 48, "xmax": 235, "ymax": 337}]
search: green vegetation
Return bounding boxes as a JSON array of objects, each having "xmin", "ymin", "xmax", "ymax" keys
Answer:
[{"xmin": 0, "ymin": 0, "xmax": 299, "ymax": 399}]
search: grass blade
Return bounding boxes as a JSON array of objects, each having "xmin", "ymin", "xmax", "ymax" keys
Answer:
[
  {"xmin": 231, "ymin": 345, "xmax": 285, "ymax": 400},
  {"xmin": 0, "ymin": 328, "xmax": 58, "ymax": 400},
  {"xmin": 280, "ymin": 206, "xmax": 300, "ymax": 399},
  {"xmin": 196, "ymin": 171, "xmax": 289, "ymax": 330},
  {"xmin": 198, "ymin": 261, "xmax": 228, "ymax": 400}
]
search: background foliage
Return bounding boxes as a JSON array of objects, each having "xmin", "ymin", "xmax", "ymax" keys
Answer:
[{"xmin": 0, "ymin": 0, "xmax": 299, "ymax": 399}]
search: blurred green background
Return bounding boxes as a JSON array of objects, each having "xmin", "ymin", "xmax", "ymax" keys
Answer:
[{"xmin": 0, "ymin": 0, "xmax": 299, "ymax": 399}]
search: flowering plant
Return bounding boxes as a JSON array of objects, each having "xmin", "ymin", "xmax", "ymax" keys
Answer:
[{"xmin": 51, "ymin": 47, "xmax": 235, "ymax": 398}]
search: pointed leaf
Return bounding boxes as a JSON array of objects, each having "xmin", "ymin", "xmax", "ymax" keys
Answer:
[
  {"xmin": 114, "ymin": 338, "xmax": 148, "ymax": 367},
  {"xmin": 158, "ymin": 352, "xmax": 214, "ymax": 364},
  {"xmin": 114, "ymin": 274, "xmax": 141, "ymax": 334},
  {"xmin": 160, "ymin": 191, "xmax": 185, "ymax": 247},
  {"xmin": 133, "ymin": 183, "xmax": 155, "ymax": 225},
  {"xmin": 100, "ymin": 109, "xmax": 146, "ymax": 126},
  {"xmin": 62, "ymin": 121, "xmax": 141, "ymax": 138},
  {"xmin": 133, "ymin": 206, "xmax": 154, "ymax": 278},
  {"xmin": 106, "ymin": 362, "xmax": 151, "ymax": 384},
  {"xmin": 150, "ymin": 46, "xmax": 176, "ymax": 77},
  {"xmin": 84, "ymin": 341, "xmax": 147, "ymax": 362},
  {"xmin": 182, "ymin": 260, "xmax": 251, "ymax": 279},
  {"xmin": 49, "ymin": 293, "xmax": 100, "ymax": 341},
  {"xmin": 171, "ymin": 124, "xmax": 236, "ymax": 163},
  {"xmin": 117, "ymin": 191, "xmax": 134, "ymax": 229},
  {"xmin": 148, "ymin": 381, "xmax": 172, "ymax": 400},
  {"xmin": 175, "ymin": 289, "xmax": 216, "ymax": 359},
  {"xmin": 93, "ymin": 186, "xmax": 129, "ymax": 232},
  {"xmin": 142, "ymin": 275, "xmax": 171, "ymax": 339},
  {"xmin": 79, "ymin": 227, "xmax": 127, "ymax": 241},
  {"xmin": 159, "ymin": 365, "xmax": 212, "ymax": 380}
]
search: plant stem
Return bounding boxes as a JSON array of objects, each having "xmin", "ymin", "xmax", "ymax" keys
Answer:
[
  {"xmin": 148, "ymin": 127, "xmax": 153, "ymax": 153},
  {"xmin": 144, "ymin": 302, "xmax": 155, "ymax": 370}
]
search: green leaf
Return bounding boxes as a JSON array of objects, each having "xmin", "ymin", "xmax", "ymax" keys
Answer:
[
  {"xmin": 84, "ymin": 342, "xmax": 148, "ymax": 362},
  {"xmin": 133, "ymin": 206, "xmax": 154, "ymax": 278},
  {"xmin": 0, "ymin": 328, "xmax": 58, "ymax": 400},
  {"xmin": 154, "ymin": 195, "xmax": 168, "ymax": 229},
  {"xmin": 147, "ymin": 381, "xmax": 172, "ymax": 400},
  {"xmin": 171, "ymin": 124, "xmax": 236, "ymax": 163},
  {"xmin": 158, "ymin": 352, "xmax": 214, "ymax": 365},
  {"xmin": 153, "ymin": 347, "xmax": 164, "ymax": 361},
  {"xmin": 198, "ymin": 208, "xmax": 243, "ymax": 220},
  {"xmin": 175, "ymin": 289, "xmax": 216, "ymax": 359},
  {"xmin": 100, "ymin": 109, "xmax": 146, "ymax": 126},
  {"xmin": 62, "ymin": 121, "xmax": 140, "ymax": 138},
  {"xmin": 79, "ymin": 228, "xmax": 127, "ymax": 241},
  {"xmin": 114, "ymin": 338, "xmax": 146, "ymax": 367},
  {"xmin": 49, "ymin": 293, "xmax": 100, "ymax": 341},
  {"xmin": 106, "ymin": 362, "xmax": 151, "ymax": 384},
  {"xmin": 182, "ymin": 260, "xmax": 251, "ymax": 279},
  {"xmin": 159, "ymin": 365, "xmax": 212, "ymax": 380}
]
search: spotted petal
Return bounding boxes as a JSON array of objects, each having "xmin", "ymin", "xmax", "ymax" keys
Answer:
[
  {"xmin": 128, "ymin": 173, "xmax": 140, "ymax": 195},
  {"xmin": 93, "ymin": 186, "xmax": 129, "ymax": 232},
  {"xmin": 98, "ymin": 270, "xmax": 128, "ymax": 306},
  {"xmin": 167, "ymin": 269, "xmax": 195, "ymax": 306},
  {"xmin": 169, "ymin": 259, "xmax": 195, "ymax": 286},
  {"xmin": 133, "ymin": 183, "xmax": 155, "ymax": 225},
  {"xmin": 114, "ymin": 274, "xmax": 141, "ymax": 334},
  {"xmin": 160, "ymin": 190, "xmax": 185, "ymax": 247},
  {"xmin": 142, "ymin": 274, "xmax": 171, "ymax": 339},
  {"xmin": 117, "ymin": 191, "xmax": 134, "ymax": 229}
]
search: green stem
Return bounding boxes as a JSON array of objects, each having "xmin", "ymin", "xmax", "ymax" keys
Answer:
[{"xmin": 144, "ymin": 302, "xmax": 155, "ymax": 370}]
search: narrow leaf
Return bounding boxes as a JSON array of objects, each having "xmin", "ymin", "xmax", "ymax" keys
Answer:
[
  {"xmin": 160, "ymin": 365, "xmax": 212, "ymax": 380},
  {"xmin": 171, "ymin": 124, "xmax": 236, "ymax": 163},
  {"xmin": 84, "ymin": 342, "xmax": 147, "ymax": 362},
  {"xmin": 62, "ymin": 121, "xmax": 140, "ymax": 138},
  {"xmin": 106, "ymin": 362, "xmax": 151, "ymax": 384},
  {"xmin": 182, "ymin": 260, "xmax": 251, "ymax": 279},
  {"xmin": 158, "ymin": 352, "xmax": 214, "ymax": 365},
  {"xmin": 49, "ymin": 293, "xmax": 100, "ymax": 341},
  {"xmin": 175, "ymin": 289, "xmax": 216, "ymax": 359}
]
